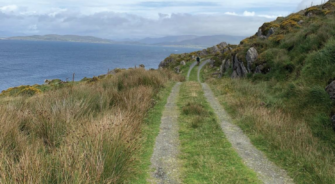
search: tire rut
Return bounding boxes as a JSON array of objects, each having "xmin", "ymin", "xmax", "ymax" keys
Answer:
[
  {"xmin": 198, "ymin": 62, "xmax": 294, "ymax": 184},
  {"xmin": 148, "ymin": 82, "xmax": 182, "ymax": 184}
]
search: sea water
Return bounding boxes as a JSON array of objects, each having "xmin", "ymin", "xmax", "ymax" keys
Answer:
[{"xmin": 0, "ymin": 40, "xmax": 198, "ymax": 91}]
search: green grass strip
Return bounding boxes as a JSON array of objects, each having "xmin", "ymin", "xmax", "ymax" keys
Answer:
[
  {"xmin": 178, "ymin": 82, "xmax": 261, "ymax": 184},
  {"xmin": 126, "ymin": 82, "xmax": 175, "ymax": 183}
]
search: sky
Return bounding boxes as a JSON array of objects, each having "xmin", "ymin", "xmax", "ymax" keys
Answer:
[{"xmin": 0, "ymin": 0, "xmax": 325, "ymax": 40}]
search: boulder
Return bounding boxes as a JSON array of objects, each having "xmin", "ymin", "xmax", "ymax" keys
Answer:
[
  {"xmin": 174, "ymin": 66, "xmax": 181, "ymax": 73},
  {"xmin": 298, "ymin": 20, "xmax": 304, "ymax": 25},
  {"xmin": 254, "ymin": 65, "xmax": 264, "ymax": 74},
  {"xmin": 257, "ymin": 28, "xmax": 263, "ymax": 37},
  {"xmin": 211, "ymin": 45, "xmax": 220, "ymax": 54},
  {"xmin": 221, "ymin": 59, "xmax": 231, "ymax": 74},
  {"xmin": 246, "ymin": 47, "xmax": 258, "ymax": 72},
  {"xmin": 259, "ymin": 35, "xmax": 267, "ymax": 39},
  {"xmin": 200, "ymin": 49, "xmax": 208, "ymax": 56},
  {"xmin": 218, "ymin": 42, "xmax": 228, "ymax": 48},
  {"xmin": 180, "ymin": 60, "xmax": 186, "ymax": 65},
  {"xmin": 267, "ymin": 28, "xmax": 275, "ymax": 37},
  {"xmin": 325, "ymin": 81, "xmax": 335, "ymax": 99},
  {"xmin": 231, "ymin": 55, "xmax": 248, "ymax": 78},
  {"xmin": 231, "ymin": 71, "xmax": 238, "ymax": 79},
  {"xmin": 209, "ymin": 59, "xmax": 215, "ymax": 68},
  {"xmin": 307, "ymin": 12, "xmax": 313, "ymax": 17}
]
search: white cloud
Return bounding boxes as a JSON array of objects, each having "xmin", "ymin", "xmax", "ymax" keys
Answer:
[
  {"xmin": 0, "ymin": 5, "xmax": 18, "ymax": 13},
  {"xmin": 225, "ymin": 12, "xmax": 237, "ymax": 15},
  {"xmin": 243, "ymin": 11, "xmax": 255, "ymax": 16},
  {"xmin": 0, "ymin": 1, "xmax": 313, "ymax": 38}
]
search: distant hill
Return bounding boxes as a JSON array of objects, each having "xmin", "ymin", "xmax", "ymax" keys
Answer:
[
  {"xmin": 138, "ymin": 35, "xmax": 198, "ymax": 44},
  {"xmin": 156, "ymin": 35, "xmax": 245, "ymax": 47},
  {"xmin": 7, "ymin": 34, "xmax": 115, "ymax": 44}
]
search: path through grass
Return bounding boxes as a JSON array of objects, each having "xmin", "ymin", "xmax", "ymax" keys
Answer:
[{"xmin": 177, "ymin": 81, "xmax": 260, "ymax": 184}]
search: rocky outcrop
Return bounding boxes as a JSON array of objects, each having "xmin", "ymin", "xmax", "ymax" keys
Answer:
[
  {"xmin": 159, "ymin": 55, "xmax": 176, "ymax": 68},
  {"xmin": 246, "ymin": 47, "xmax": 258, "ymax": 72},
  {"xmin": 174, "ymin": 66, "xmax": 180, "ymax": 73},
  {"xmin": 267, "ymin": 28, "xmax": 275, "ymax": 37},
  {"xmin": 180, "ymin": 60, "xmax": 186, "ymax": 66},
  {"xmin": 326, "ymin": 81, "xmax": 335, "ymax": 99},
  {"xmin": 254, "ymin": 65, "xmax": 264, "ymax": 74},
  {"xmin": 221, "ymin": 59, "xmax": 231, "ymax": 74},
  {"xmin": 231, "ymin": 55, "xmax": 248, "ymax": 78}
]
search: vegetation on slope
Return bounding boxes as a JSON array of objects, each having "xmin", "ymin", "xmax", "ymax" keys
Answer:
[
  {"xmin": 0, "ymin": 68, "xmax": 182, "ymax": 183},
  {"xmin": 161, "ymin": 1, "xmax": 335, "ymax": 183}
]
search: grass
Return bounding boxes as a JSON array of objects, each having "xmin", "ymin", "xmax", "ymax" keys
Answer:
[
  {"xmin": 178, "ymin": 81, "xmax": 261, "ymax": 184},
  {"xmin": 125, "ymin": 82, "xmax": 175, "ymax": 183},
  {"xmin": 0, "ymin": 68, "xmax": 183, "ymax": 183},
  {"xmin": 208, "ymin": 78, "xmax": 335, "ymax": 184}
]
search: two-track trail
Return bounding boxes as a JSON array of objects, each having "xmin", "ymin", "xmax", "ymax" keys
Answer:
[
  {"xmin": 148, "ymin": 62, "xmax": 196, "ymax": 184},
  {"xmin": 198, "ymin": 62, "xmax": 294, "ymax": 184}
]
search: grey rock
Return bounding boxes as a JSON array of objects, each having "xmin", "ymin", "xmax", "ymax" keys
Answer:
[
  {"xmin": 231, "ymin": 55, "xmax": 248, "ymax": 78},
  {"xmin": 257, "ymin": 28, "xmax": 263, "ymax": 37},
  {"xmin": 231, "ymin": 71, "xmax": 238, "ymax": 79},
  {"xmin": 174, "ymin": 66, "xmax": 180, "ymax": 73},
  {"xmin": 246, "ymin": 47, "xmax": 258, "ymax": 72},
  {"xmin": 221, "ymin": 59, "xmax": 231, "ymax": 74},
  {"xmin": 267, "ymin": 28, "xmax": 275, "ymax": 37},
  {"xmin": 200, "ymin": 49, "xmax": 208, "ymax": 56},
  {"xmin": 255, "ymin": 65, "xmax": 264, "ymax": 74},
  {"xmin": 180, "ymin": 60, "xmax": 186, "ymax": 66},
  {"xmin": 209, "ymin": 59, "xmax": 215, "ymax": 68},
  {"xmin": 307, "ymin": 12, "xmax": 313, "ymax": 17},
  {"xmin": 218, "ymin": 42, "xmax": 228, "ymax": 48},
  {"xmin": 325, "ymin": 81, "xmax": 335, "ymax": 99},
  {"xmin": 298, "ymin": 20, "xmax": 304, "ymax": 25},
  {"xmin": 211, "ymin": 45, "xmax": 220, "ymax": 54},
  {"xmin": 259, "ymin": 35, "xmax": 267, "ymax": 39}
]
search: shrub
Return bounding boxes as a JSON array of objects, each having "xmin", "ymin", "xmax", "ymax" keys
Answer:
[{"xmin": 182, "ymin": 102, "xmax": 207, "ymax": 116}]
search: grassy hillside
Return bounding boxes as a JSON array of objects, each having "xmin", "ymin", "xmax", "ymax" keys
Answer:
[
  {"xmin": 161, "ymin": 1, "xmax": 335, "ymax": 183},
  {"xmin": 0, "ymin": 68, "xmax": 183, "ymax": 183}
]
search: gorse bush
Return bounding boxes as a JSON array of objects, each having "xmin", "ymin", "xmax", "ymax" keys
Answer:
[{"xmin": 0, "ymin": 68, "xmax": 181, "ymax": 183}]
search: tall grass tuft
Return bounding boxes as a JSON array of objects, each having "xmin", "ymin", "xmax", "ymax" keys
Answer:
[{"xmin": 0, "ymin": 68, "xmax": 181, "ymax": 183}]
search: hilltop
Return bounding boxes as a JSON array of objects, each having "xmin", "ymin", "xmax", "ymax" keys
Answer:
[{"xmin": 7, "ymin": 34, "xmax": 115, "ymax": 44}]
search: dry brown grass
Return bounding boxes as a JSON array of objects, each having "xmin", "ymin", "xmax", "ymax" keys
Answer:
[
  {"xmin": 209, "ymin": 78, "xmax": 335, "ymax": 183},
  {"xmin": 0, "ymin": 68, "xmax": 182, "ymax": 183}
]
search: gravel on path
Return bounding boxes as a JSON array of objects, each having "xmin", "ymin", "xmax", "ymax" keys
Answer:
[
  {"xmin": 148, "ymin": 82, "xmax": 182, "ymax": 184},
  {"xmin": 186, "ymin": 61, "xmax": 197, "ymax": 81},
  {"xmin": 198, "ymin": 63, "xmax": 294, "ymax": 184}
]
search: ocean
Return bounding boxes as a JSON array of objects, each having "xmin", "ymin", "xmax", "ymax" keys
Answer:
[{"xmin": 0, "ymin": 40, "xmax": 198, "ymax": 91}]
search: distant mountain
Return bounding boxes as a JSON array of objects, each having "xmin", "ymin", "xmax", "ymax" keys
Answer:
[
  {"xmin": 138, "ymin": 35, "xmax": 199, "ymax": 44},
  {"xmin": 7, "ymin": 34, "xmax": 115, "ymax": 44},
  {"xmin": 156, "ymin": 35, "xmax": 246, "ymax": 47}
]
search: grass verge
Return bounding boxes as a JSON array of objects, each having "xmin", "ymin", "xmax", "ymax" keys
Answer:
[
  {"xmin": 178, "ymin": 81, "xmax": 261, "ymax": 184},
  {"xmin": 208, "ymin": 78, "xmax": 335, "ymax": 184}
]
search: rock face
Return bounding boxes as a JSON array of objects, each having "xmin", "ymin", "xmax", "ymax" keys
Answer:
[
  {"xmin": 180, "ymin": 60, "xmax": 186, "ymax": 66},
  {"xmin": 267, "ymin": 28, "xmax": 275, "ymax": 37},
  {"xmin": 209, "ymin": 59, "xmax": 215, "ymax": 68},
  {"xmin": 254, "ymin": 65, "xmax": 264, "ymax": 74},
  {"xmin": 231, "ymin": 55, "xmax": 248, "ymax": 78},
  {"xmin": 257, "ymin": 29, "xmax": 263, "ymax": 37},
  {"xmin": 221, "ymin": 59, "xmax": 231, "ymax": 74},
  {"xmin": 174, "ymin": 66, "xmax": 180, "ymax": 73},
  {"xmin": 326, "ymin": 81, "xmax": 335, "ymax": 99},
  {"xmin": 159, "ymin": 55, "xmax": 175, "ymax": 68},
  {"xmin": 246, "ymin": 47, "xmax": 258, "ymax": 72}
]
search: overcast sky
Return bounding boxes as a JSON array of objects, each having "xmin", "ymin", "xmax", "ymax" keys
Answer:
[{"xmin": 0, "ymin": 0, "xmax": 324, "ymax": 40}]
